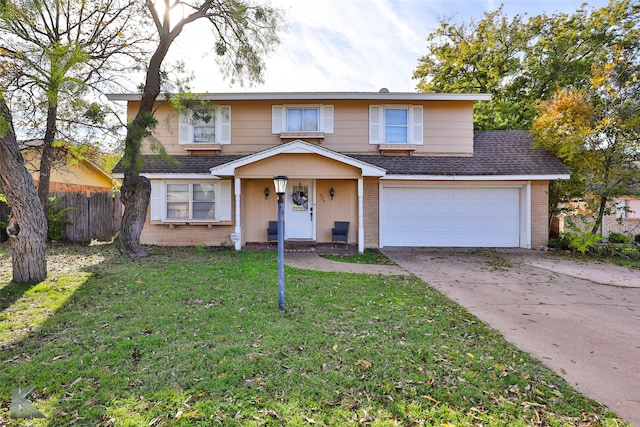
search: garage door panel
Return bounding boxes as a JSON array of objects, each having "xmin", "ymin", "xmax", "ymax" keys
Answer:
[{"xmin": 382, "ymin": 186, "xmax": 521, "ymax": 247}]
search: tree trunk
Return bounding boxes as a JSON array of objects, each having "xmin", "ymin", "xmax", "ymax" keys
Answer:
[
  {"xmin": 115, "ymin": 35, "xmax": 174, "ymax": 257},
  {"xmin": 115, "ymin": 171, "xmax": 150, "ymax": 258},
  {"xmin": 36, "ymin": 104, "xmax": 58, "ymax": 228},
  {"xmin": 591, "ymin": 195, "xmax": 608, "ymax": 235},
  {"xmin": 0, "ymin": 97, "xmax": 47, "ymax": 283}
]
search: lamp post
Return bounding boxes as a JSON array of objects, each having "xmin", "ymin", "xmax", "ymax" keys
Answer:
[{"xmin": 273, "ymin": 176, "xmax": 288, "ymax": 311}]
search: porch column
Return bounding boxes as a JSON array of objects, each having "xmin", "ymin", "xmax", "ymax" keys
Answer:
[
  {"xmin": 358, "ymin": 178, "xmax": 364, "ymax": 253},
  {"xmin": 234, "ymin": 178, "xmax": 242, "ymax": 251}
]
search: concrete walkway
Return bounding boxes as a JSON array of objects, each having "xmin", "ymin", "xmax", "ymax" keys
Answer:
[
  {"xmin": 285, "ymin": 249, "xmax": 640, "ymax": 425},
  {"xmin": 285, "ymin": 252, "xmax": 409, "ymax": 275}
]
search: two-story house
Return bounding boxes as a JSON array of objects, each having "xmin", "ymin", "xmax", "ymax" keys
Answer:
[{"xmin": 109, "ymin": 91, "xmax": 570, "ymax": 252}]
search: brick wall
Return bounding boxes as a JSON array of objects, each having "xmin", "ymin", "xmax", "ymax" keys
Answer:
[
  {"xmin": 363, "ymin": 179, "xmax": 379, "ymax": 248},
  {"xmin": 141, "ymin": 221, "xmax": 236, "ymax": 246},
  {"xmin": 531, "ymin": 181, "xmax": 549, "ymax": 248}
]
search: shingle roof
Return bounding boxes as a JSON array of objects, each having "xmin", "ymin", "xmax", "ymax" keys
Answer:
[
  {"xmin": 113, "ymin": 131, "xmax": 569, "ymax": 177},
  {"xmin": 112, "ymin": 155, "xmax": 245, "ymax": 174},
  {"xmin": 350, "ymin": 130, "xmax": 569, "ymax": 176}
]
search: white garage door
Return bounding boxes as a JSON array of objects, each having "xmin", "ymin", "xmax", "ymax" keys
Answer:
[{"xmin": 381, "ymin": 186, "xmax": 521, "ymax": 247}]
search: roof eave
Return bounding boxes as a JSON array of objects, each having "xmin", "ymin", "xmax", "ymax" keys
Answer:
[
  {"xmin": 107, "ymin": 92, "xmax": 492, "ymax": 102},
  {"xmin": 381, "ymin": 174, "xmax": 571, "ymax": 181}
]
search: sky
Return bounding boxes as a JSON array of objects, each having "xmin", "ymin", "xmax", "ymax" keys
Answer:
[{"xmin": 167, "ymin": 0, "xmax": 613, "ymax": 93}]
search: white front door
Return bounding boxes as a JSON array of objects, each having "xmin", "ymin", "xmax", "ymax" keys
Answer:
[{"xmin": 285, "ymin": 180, "xmax": 315, "ymax": 240}]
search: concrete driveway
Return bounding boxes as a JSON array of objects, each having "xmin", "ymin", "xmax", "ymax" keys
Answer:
[{"xmin": 382, "ymin": 248, "xmax": 640, "ymax": 426}]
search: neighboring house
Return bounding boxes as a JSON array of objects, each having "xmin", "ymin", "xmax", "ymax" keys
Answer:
[
  {"xmin": 109, "ymin": 91, "xmax": 570, "ymax": 252},
  {"xmin": 20, "ymin": 140, "xmax": 119, "ymax": 194}
]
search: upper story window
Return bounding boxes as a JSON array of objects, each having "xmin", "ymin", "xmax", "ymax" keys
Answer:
[
  {"xmin": 615, "ymin": 198, "xmax": 640, "ymax": 219},
  {"xmin": 272, "ymin": 105, "xmax": 334, "ymax": 135},
  {"xmin": 179, "ymin": 106, "xmax": 231, "ymax": 145},
  {"xmin": 369, "ymin": 105, "xmax": 423, "ymax": 145},
  {"xmin": 150, "ymin": 180, "xmax": 232, "ymax": 223},
  {"xmin": 287, "ymin": 108, "xmax": 319, "ymax": 132}
]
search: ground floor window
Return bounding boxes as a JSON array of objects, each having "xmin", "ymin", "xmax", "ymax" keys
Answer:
[{"xmin": 151, "ymin": 179, "xmax": 232, "ymax": 223}]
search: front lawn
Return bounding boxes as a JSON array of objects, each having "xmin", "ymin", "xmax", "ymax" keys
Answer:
[{"xmin": 0, "ymin": 243, "xmax": 628, "ymax": 426}]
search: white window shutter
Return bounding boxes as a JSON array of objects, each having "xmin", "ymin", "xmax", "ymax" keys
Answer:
[
  {"xmin": 217, "ymin": 180, "xmax": 232, "ymax": 221},
  {"xmin": 178, "ymin": 109, "xmax": 193, "ymax": 144},
  {"xmin": 272, "ymin": 105, "xmax": 283, "ymax": 133},
  {"xmin": 615, "ymin": 199, "xmax": 627, "ymax": 218},
  {"xmin": 322, "ymin": 105, "xmax": 334, "ymax": 133},
  {"xmin": 150, "ymin": 180, "xmax": 165, "ymax": 221},
  {"xmin": 410, "ymin": 105, "xmax": 423, "ymax": 144},
  {"xmin": 369, "ymin": 105, "xmax": 382, "ymax": 144},
  {"xmin": 218, "ymin": 106, "xmax": 231, "ymax": 144}
]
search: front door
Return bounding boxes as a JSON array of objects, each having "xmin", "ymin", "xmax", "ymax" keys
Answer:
[{"xmin": 285, "ymin": 180, "xmax": 315, "ymax": 240}]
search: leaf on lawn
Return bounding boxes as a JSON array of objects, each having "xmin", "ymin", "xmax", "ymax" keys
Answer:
[
  {"xmin": 148, "ymin": 416, "xmax": 162, "ymax": 426},
  {"xmin": 84, "ymin": 398, "xmax": 96, "ymax": 406},
  {"xmin": 356, "ymin": 359, "xmax": 372, "ymax": 369},
  {"xmin": 466, "ymin": 352, "xmax": 475, "ymax": 359},
  {"xmin": 303, "ymin": 415, "xmax": 316, "ymax": 424}
]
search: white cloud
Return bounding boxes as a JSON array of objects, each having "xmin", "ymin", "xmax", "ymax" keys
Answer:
[{"xmin": 169, "ymin": 0, "xmax": 612, "ymax": 93}]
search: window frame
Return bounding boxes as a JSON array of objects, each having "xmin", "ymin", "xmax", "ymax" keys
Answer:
[
  {"xmin": 369, "ymin": 104, "xmax": 423, "ymax": 145},
  {"xmin": 272, "ymin": 104, "xmax": 334, "ymax": 134},
  {"xmin": 615, "ymin": 198, "xmax": 640, "ymax": 219},
  {"xmin": 150, "ymin": 179, "xmax": 232, "ymax": 224},
  {"xmin": 179, "ymin": 105, "xmax": 231, "ymax": 145}
]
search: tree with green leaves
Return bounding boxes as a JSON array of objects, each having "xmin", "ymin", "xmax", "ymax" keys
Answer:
[
  {"xmin": 532, "ymin": 45, "xmax": 640, "ymax": 234},
  {"xmin": 0, "ymin": 93, "xmax": 47, "ymax": 283},
  {"xmin": 0, "ymin": 0, "xmax": 143, "ymax": 222},
  {"xmin": 414, "ymin": 0, "xmax": 640, "ymax": 130},
  {"xmin": 116, "ymin": 0, "xmax": 282, "ymax": 258}
]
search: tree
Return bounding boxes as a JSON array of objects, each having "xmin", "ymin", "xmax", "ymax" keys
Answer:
[
  {"xmin": 532, "ymin": 45, "xmax": 640, "ymax": 234},
  {"xmin": 414, "ymin": 0, "xmax": 640, "ymax": 130},
  {"xmin": 0, "ymin": 93, "xmax": 47, "ymax": 283},
  {"xmin": 116, "ymin": 0, "xmax": 282, "ymax": 258},
  {"xmin": 0, "ymin": 0, "xmax": 144, "ymax": 222}
]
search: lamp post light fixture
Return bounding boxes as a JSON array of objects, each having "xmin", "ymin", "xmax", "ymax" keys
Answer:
[
  {"xmin": 273, "ymin": 175, "xmax": 288, "ymax": 311},
  {"xmin": 329, "ymin": 187, "xmax": 335, "ymax": 200}
]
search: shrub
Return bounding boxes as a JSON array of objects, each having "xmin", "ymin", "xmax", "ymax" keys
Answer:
[
  {"xmin": 562, "ymin": 231, "xmax": 602, "ymax": 254},
  {"xmin": 48, "ymin": 196, "xmax": 72, "ymax": 241},
  {"xmin": 608, "ymin": 232, "xmax": 631, "ymax": 244},
  {"xmin": 635, "ymin": 234, "xmax": 640, "ymax": 245}
]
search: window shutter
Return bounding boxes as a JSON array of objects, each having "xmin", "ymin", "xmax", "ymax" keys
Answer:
[
  {"xmin": 216, "ymin": 180, "xmax": 232, "ymax": 221},
  {"xmin": 272, "ymin": 105, "xmax": 283, "ymax": 133},
  {"xmin": 322, "ymin": 105, "xmax": 334, "ymax": 133},
  {"xmin": 218, "ymin": 106, "xmax": 231, "ymax": 144},
  {"xmin": 369, "ymin": 105, "xmax": 382, "ymax": 144},
  {"xmin": 410, "ymin": 105, "xmax": 423, "ymax": 144},
  {"xmin": 615, "ymin": 199, "xmax": 627, "ymax": 218},
  {"xmin": 178, "ymin": 109, "xmax": 193, "ymax": 144},
  {"xmin": 150, "ymin": 180, "xmax": 165, "ymax": 221}
]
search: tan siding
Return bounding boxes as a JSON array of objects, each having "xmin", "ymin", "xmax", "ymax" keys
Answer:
[
  {"xmin": 136, "ymin": 98, "xmax": 476, "ymax": 157},
  {"xmin": 236, "ymin": 154, "xmax": 361, "ymax": 179},
  {"xmin": 242, "ymin": 179, "xmax": 279, "ymax": 243},
  {"xmin": 422, "ymin": 101, "xmax": 474, "ymax": 156},
  {"xmin": 315, "ymin": 180, "xmax": 358, "ymax": 244},
  {"xmin": 531, "ymin": 181, "xmax": 550, "ymax": 248}
]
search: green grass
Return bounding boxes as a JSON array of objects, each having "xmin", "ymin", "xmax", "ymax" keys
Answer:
[
  {"xmin": 320, "ymin": 248, "xmax": 396, "ymax": 265},
  {"xmin": 0, "ymin": 243, "xmax": 628, "ymax": 426}
]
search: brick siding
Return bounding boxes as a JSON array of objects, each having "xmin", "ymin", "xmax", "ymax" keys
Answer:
[{"xmin": 531, "ymin": 181, "xmax": 550, "ymax": 248}]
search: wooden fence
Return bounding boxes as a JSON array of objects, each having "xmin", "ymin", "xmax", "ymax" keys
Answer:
[
  {"xmin": 51, "ymin": 191, "xmax": 122, "ymax": 242},
  {"xmin": 1, "ymin": 191, "xmax": 121, "ymax": 243}
]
